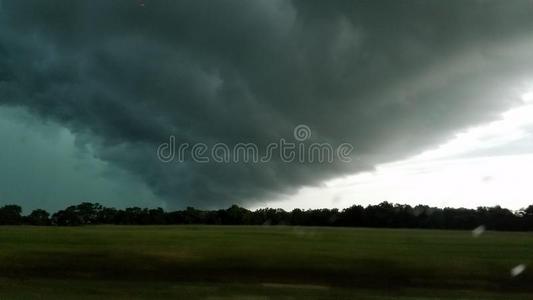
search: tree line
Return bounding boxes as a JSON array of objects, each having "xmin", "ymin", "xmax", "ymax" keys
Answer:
[{"xmin": 1, "ymin": 202, "xmax": 533, "ymax": 231}]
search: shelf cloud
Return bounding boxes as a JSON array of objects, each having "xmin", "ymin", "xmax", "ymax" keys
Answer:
[{"xmin": 1, "ymin": 0, "xmax": 533, "ymax": 208}]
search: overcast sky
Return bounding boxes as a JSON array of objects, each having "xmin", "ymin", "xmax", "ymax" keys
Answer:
[{"xmin": 1, "ymin": 0, "xmax": 533, "ymax": 212}]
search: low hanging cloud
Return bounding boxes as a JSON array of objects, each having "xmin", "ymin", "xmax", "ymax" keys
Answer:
[{"xmin": 1, "ymin": 0, "xmax": 533, "ymax": 208}]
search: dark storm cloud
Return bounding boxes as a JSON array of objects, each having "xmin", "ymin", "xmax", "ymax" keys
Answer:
[
  {"xmin": 0, "ymin": 106, "xmax": 160, "ymax": 212},
  {"xmin": 1, "ymin": 0, "xmax": 533, "ymax": 208}
]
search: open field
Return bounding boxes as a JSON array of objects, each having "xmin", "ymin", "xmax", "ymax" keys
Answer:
[{"xmin": 0, "ymin": 226, "xmax": 531, "ymax": 299}]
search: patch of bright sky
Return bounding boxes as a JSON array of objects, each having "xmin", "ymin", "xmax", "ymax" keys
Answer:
[{"xmin": 266, "ymin": 90, "xmax": 533, "ymax": 211}]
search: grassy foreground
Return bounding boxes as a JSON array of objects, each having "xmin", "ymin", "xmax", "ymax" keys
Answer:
[{"xmin": 0, "ymin": 226, "xmax": 531, "ymax": 299}]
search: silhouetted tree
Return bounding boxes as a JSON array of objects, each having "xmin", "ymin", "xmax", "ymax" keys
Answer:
[
  {"xmin": 74, "ymin": 202, "xmax": 103, "ymax": 224},
  {"xmin": 97, "ymin": 207, "xmax": 118, "ymax": 224},
  {"xmin": 520, "ymin": 205, "xmax": 533, "ymax": 230},
  {"xmin": 0, "ymin": 205, "xmax": 22, "ymax": 225},
  {"xmin": 27, "ymin": 209, "xmax": 50, "ymax": 226},
  {"xmin": 2, "ymin": 201, "xmax": 533, "ymax": 230},
  {"xmin": 222, "ymin": 205, "xmax": 250, "ymax": 225},
  {"xmin": 52, "ymin": 209, "xmax": 82, "ymax": 226}
]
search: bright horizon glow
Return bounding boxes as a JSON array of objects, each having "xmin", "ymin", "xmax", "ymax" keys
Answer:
[{"xmin": 263, "ymin": 90, "xmax": 533, "ymax": 211}]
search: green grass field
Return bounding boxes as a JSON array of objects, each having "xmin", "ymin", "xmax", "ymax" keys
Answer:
[{"xmin": 0, "ymin": 226, "xmax": 531, "ymax": 299}]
